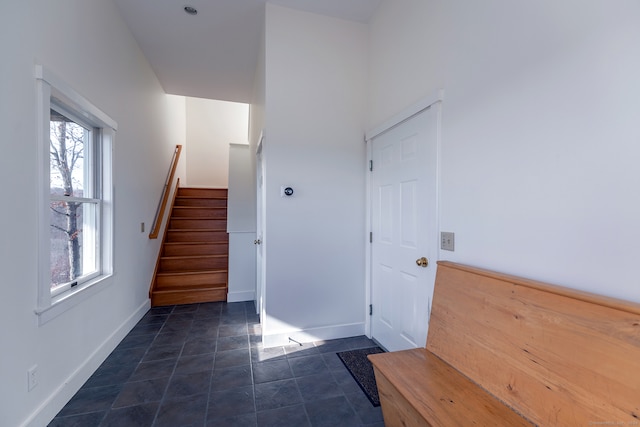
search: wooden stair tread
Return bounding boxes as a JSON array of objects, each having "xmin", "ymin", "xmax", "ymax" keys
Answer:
[
  {"xmin": 155, "ymin": 269, "xmax": 227, "ymax": 287},
  {"xmin": 174, "ymin": 198, "xmax": 226, "ymax": 201},
  {"xmin": 171, "ymin": 207, "xmax": 226, "ymax": 217},
  {"xmin": 170, "ymin": 219, "xmax": 225, "ymax": 221},
  {"xmin": 176, "ymin": 195, "xmax": 227, "ymax": 199},
  {"xmin": 165, "ymin": 229, "xmax": 229, "ymax": 243},
  {"xmin": 177, "ymin": 188, "xmax": 227, "ymax": 193},
  {"xmin": 162, "ymin": 242, "xmax": 227, "ymax": 254},
  {"xmin": 173, "ymin": 196, "xmax": 227, "ymax": 208},
  {"xmin": 158, "ymin": 252, "xmax": 228, "ymax": 273},
  {"xmin": 167, "ymin": 229, "xmax": 228, "ymax": 232},
  {"xmin": 175, "ymin": 197, "xmax": 227, "ymax": 204},
  {"xmin": 168, "ymin": 228, "xmax": 227, "ymax": 233},
  {"xmin": 156, "ymin": 269, "xmax": 227, "ymax": 276},
  {"xmin": 162, "ymin": 242, "xmax": 227, "ymax": 246},
  {"xmin": 160, "ymin": 254, "xmax": 227, "ymax": 259},
  {"xmin": 154, "ymin": 282, "xmax": 227, "ymax": 292},
  {"xmin": 162, "ymin": 245, "xmax": 228, "ymax": 251},
  {"xmin": 174, "ymin": 206, "xmax": 227, "ymax": 210}
]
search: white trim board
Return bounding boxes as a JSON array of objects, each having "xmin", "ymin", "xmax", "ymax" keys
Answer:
[
  {"xmin": 364, "ymin": 92, "xmax": 444, "ymax": 341},
  {"xmin": 227, "ymin": 290, "xmax": 256, "ymax": 303},
  {"xmin": 365, "ymin": 90, "xmax": 444, "ymax": 141},
  {"xmin": 23, "ymin": 300, "xmax": 150, "ymax": 427},
  {"xmin": 35, "ymin": 65, "xmax": 118, "ymax": 131},
  {"xmin": 262, "ymin": 322, "xmax": 366, "ymax": 348}
]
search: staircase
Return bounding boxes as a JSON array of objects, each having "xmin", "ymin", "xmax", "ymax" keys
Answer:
[{"xmin": 150, "ymin": 187, "xmax": 228, "ymax": 307}]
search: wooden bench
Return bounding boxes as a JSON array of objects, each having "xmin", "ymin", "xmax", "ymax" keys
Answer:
[{"xmin": 369, "ymin": 261, "xmax": 640, "ymax": 426}]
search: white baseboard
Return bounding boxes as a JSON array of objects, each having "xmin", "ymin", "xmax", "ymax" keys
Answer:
[
  {"xmin": 262, "ymin": 322, "xmax": 365, "ymax": 348},
  {"xmin": 227, "ymin": 290, "xmax": 256, "ymax": 303},
  {"xmin": 24, "ymin": 299, "xmax": 150, "ymax": 427}
]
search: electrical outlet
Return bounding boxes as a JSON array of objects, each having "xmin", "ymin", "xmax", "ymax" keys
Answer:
[
  {"xmin": 27, "ymin": 365, "xmax": 38, "ymax": 391},
  {"xmin": 441, "ymin": 232, "xmax": 455, "ymax": 251}
]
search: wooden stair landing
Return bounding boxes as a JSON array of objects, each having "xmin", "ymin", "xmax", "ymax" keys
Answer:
[{"xmin": 151, "ymin": 188, "xmax": 228, "ymax": 307}]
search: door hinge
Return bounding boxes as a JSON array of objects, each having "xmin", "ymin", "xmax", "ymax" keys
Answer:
[
  {"xmin": 369, "ymin": 304, "xmax": 373, "ymax": 316},
  {"xmin": 369, "ymin": 160, "xmax": 373, "ymax": 171},
  {"xmin": 369, "ymin": 232, "xmax": 373, "ymax": 243}
]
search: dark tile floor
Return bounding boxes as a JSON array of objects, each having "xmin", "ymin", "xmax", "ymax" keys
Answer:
[{"xmin": 49, "ymin": 301, "xmax": 385, "ymax": 427}]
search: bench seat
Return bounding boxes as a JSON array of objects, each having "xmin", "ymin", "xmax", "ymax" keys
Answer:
[
  {"xmin": 369, "ymin": 348, "xmax": 532, "ymax": 427},
  {"xmin": 369, "ymin": 261, "xmax": 640, "ymax": 427}
]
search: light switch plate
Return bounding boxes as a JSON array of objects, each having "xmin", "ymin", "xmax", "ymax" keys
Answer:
[
  {"xmin": 27, "ymin": 365, "xmax": 38, "ymax": 391},
  {"xmin": 441, "ymin": 232, "xmax": 455, "ymax": 251}
]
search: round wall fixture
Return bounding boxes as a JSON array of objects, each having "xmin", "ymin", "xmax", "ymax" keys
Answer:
[{"xmin": 184, "ymin": 6, "xmax": 198, "ymax": 15}]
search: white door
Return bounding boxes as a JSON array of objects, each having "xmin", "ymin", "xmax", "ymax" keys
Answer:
[
  {"xmin": 255, "ymin": 137, "xmax": 266, "ymax": 317},
  {"xmin": 370, "ymin": 105, "xmax": 439, "ymax": 352}
]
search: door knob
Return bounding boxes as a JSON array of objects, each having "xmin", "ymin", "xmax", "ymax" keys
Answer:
[
  {"xmin": 416, "ymin": 257, "xmax": 429, "ymax": 267},
  {"xmin": 254, "ymin": 239, "xmax": 261, "ymax": 245}
]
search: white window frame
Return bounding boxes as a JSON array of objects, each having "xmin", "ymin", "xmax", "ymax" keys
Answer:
[{"xmin": 35, "ymin": 65, "xmax": 116, "ymax": 325}]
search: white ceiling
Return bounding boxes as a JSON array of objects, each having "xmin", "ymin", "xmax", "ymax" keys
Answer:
[{"xmin": 112, "ymin": 0, "xmax": 382, "ymax": 104}]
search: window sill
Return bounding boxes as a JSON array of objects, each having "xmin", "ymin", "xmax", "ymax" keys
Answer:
[{"xmin": 35, "ymin": 274, "xmax": 113, "ymax": 325}]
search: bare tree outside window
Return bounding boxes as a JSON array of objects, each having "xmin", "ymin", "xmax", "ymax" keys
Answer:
[{"xmin": 49, "ymin": 109, "xmax": 89, "ymax": 288}]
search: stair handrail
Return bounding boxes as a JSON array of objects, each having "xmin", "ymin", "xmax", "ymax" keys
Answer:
[{"xmin": 149, "ymin": 144, "xmax": 182, "ymax": 239}]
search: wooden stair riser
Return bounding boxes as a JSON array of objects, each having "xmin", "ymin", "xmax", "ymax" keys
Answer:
[
  {"xmin": 151, "ymin": 187, "xmax": 229, "ymax": 307},
  {"xmin": 171, "ymin": 207, "xmax": 227, "ymax": 218},
  {"xmin": 162, "ymin": 243, "xmax": 228, "ymax": 257},
  {"xmin": 159, "ymin": 255, "xmax": 228, "ymax": 273},
  {"xmin": 151, "ymin": 288, "xmax": 227, "ymax": 307},
  {"xmin": 165, "ymin": 230, "xmax": 229, "ymax": 243},
  {"xmin": 174, "ymin": 197, "xmax": 227, "ymax": 208},
  {"xmin": 155, "ymin": 271, "xmax": 228, "ymax": 289},
  {"xmin": 177, "ymin": 188, "xmax": 228, "ymax": 198},
  {"xmin": 169, "ymin": 218, "xmax": 227, "ymax": 230}
]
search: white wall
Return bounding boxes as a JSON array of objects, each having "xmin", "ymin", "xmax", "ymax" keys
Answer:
[
  {"xmin": 249, "ymin": 17, "xmax": 266, "ymax": 158},
  {"xmin": 249, "ymin": 15, "xmax": 266, "ymax": 316},
  {"xmin": 261, "ymin": 5, "xmax": 368, "ymax": 346},
  {"xmin": 0, "ymin": 1, "xmax": 186, "ymax": 426},
  {"xmin": 228, "ymin": 144, "xmax": 257, "ymax": 233},
  {"xmin": 369, "ymin": 0, "xmax": 640, "ymax": 302},
  {"xmin": 185, "ymin": 97, "xmax": 249, "ymax": 188}
]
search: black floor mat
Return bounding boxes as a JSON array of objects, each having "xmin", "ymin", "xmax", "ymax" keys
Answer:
[{"xmin": 336, "ymin": 346, "xmax": 384, "ymax": 407}]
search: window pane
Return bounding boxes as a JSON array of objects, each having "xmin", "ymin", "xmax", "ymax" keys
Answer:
[
  {"xmin": 50, "ymin": 109, "xmax": 90, "ymax": 198},
  {"xmin": 50, "ymin": 201, "xmax": 98, "ymax": 289}
]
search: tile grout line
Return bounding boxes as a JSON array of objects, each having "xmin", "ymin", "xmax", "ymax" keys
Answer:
[
  {"xmin": 51, "ymin": 301, "xmax": 383, "ymax": 427},
  {"xmin": 148, "ymin": 305, "xmax": 179, "ymax": 427}
]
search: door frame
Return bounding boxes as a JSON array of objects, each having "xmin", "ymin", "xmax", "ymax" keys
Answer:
[
  {"xmin": 256, "ymin": 132, "xmax": 266, "ymax": 318},
  {"xmin": 364, "ymin": 90, "xmax": 444, "ymax": 340}
]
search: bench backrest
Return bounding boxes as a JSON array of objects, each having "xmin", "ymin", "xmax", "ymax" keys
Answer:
[{"xmin": 427, "ymin": 261, "xmax": 640, "ymax": 426}]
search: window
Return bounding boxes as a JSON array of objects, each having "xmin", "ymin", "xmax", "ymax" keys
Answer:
[
  {"xmin": 35, "ymin": 66, "xmax": 116, "ymax": 323},
  {"xmin": 49, "ymin": 107, "xmax": 100, "ymax": 295}
]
